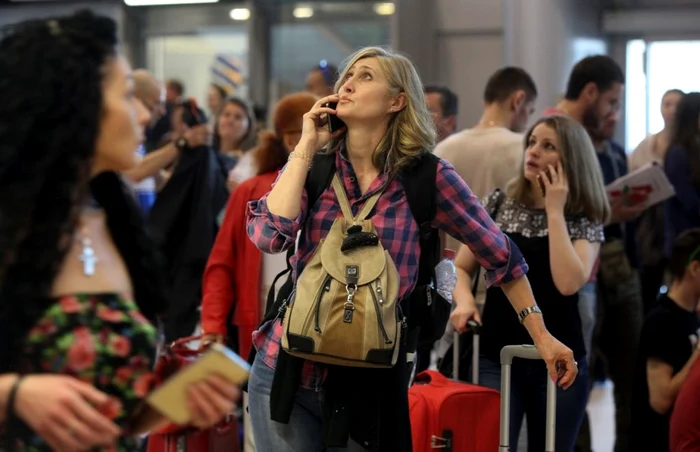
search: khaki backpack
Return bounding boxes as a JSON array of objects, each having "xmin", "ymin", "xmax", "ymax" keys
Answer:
[{"xmin": 281, "ymin": 173, "xmax": 402, "ymax": 368}]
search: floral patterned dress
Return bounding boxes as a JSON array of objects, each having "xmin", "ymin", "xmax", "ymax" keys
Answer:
[{"xmin": 4, "ymin": 293, "xmax": 157, "ymax": 451}]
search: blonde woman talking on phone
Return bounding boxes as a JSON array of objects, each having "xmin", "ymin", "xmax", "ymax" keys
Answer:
[{"xmin": 245, "ymin": 47, "xmax": 578, "ymax": 451}]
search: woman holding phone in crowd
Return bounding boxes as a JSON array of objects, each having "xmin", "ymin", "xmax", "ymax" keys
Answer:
[
  {"xmin": 0, "ymin": 11, "xmax": 238, "ymax": 451},
  {"xmin": 451, "ymin": 114, "xmax": 609, "ymax": 452},
  {"xmin": 244, "ymin": 46, "xmax": 578, "ymax": 451}
]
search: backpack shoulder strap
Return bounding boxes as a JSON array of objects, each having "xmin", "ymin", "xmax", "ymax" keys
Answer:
[
  {"xmin": 261, "ymin": 151, "xmax": 336, "ymax": 320},
  {"xmin": 306, "ymin": 152, "xmax": 336, "ymax": 209},
  {"xmin": 402, "ymin": 152, "xmax": 440, "ymax": 286}
]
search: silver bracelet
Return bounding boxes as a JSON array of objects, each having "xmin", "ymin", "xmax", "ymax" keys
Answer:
[
  {"xmin": 518, "ymin": 305, "xmax": 542, "ymax": 324},
  {"xmin": 288, "ymin": 151, "xmax": 313, "ymax": 169}
]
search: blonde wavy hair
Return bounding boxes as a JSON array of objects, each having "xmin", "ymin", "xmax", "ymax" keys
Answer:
[
  {"xmin": 326, "ymin": 46, "xmax": 436, "ymax": 172},
  {"xmin": 507, "ymin": 115, "xmax": 611, "ymax": 224}
]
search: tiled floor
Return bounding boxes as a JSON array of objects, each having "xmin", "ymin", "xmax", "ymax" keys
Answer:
[{"xmin": 588, "ymin": 380, "xmax": 616, "ymax": 452}]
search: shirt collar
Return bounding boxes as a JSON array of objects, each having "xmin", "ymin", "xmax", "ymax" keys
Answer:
[{"xmin": 333, "ymin": 142, "xmax": 392, "ymax": 201}]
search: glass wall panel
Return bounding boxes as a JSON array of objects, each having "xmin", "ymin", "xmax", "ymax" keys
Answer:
[
  {"xmin": 146, "ymin": 29, "xmax": 248, "ymax": 118},
  {"xmin": 269, "ymin": 2, "xmax": 392, "ymax": 97}
]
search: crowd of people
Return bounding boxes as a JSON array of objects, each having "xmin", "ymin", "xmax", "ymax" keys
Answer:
[{"xmin": 0, "ymin": 8, "xmax": 699, "ymax": 452}]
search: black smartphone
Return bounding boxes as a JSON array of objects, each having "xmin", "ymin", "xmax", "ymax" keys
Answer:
[{"xmin": 323, "ymin": 101, "xmax": 346, "ymax": 133}]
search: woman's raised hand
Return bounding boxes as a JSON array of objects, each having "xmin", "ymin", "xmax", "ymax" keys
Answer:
[
  {"xmin": 542, "ymin": 161, "xmax": 569, "ymax": 215},
  {"xmin": 298, "ymin": 94, "xmax": 346, "ymax": 154}
]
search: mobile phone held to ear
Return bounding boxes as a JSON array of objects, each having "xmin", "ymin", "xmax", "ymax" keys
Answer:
[{"xmin": 323, "ymin": 101, "xmax": 346, "ymax": 133}]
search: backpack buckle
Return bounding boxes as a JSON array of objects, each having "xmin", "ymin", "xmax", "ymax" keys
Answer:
[
  {"xmin": 344, "ymin": 284, "xmax": 357, "ymax": 323},
  {"xmin": 343, "ymin": 300, "xmax": 355, "ymax": 323}
]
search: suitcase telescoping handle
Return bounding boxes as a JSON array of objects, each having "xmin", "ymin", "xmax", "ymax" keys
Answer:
[
  {"xmin": 499, "ymin": 345, "xmax": 557, "ymax": 452},
  {"xmin": 452, "ymin": 319, "xmax": 481, "ymax": 383}
]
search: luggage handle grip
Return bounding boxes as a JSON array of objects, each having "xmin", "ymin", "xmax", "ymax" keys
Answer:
[
  {"xmin": 499, "ymin": 344, "xmax": 541, "ymax": 364},
  {"xmin": 499, "ymin": 345, "xmax": 557, "ymax": 452}
]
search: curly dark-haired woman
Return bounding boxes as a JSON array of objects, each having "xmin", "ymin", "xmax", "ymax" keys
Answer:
[{"xmin": 0, "ymin": 10, "xmax": 238, "ymax": 451}]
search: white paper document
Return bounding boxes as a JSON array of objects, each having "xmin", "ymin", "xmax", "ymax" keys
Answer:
[{"xmin": 605, "ymin": 161, "xmax": 675, "ymax": 207}]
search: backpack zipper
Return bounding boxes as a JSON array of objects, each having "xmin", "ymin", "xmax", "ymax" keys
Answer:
[
  {"xmin": 314, "ymin": 275, "xmax": 332, "ymax": 333},
  {"xmin": 375, "ymin": 280, "xmax": 385, "ymax": 305},
  {"xmin": 371, "ymin": 282, "xmax": 392, "ymax": 344}
]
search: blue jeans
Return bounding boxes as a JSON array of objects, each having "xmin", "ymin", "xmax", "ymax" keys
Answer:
[
  {"xmin": 247, "ymin": 354, "xmax": 366, "ymax": 452},
  {"xmin": 479, "ymin": 355, "xmax": 589, "ymax": 452}
]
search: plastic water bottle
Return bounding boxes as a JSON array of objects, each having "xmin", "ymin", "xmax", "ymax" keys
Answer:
[{"xmin": 435, "ymin": 248, "xmax": 457, "ymax": 303}]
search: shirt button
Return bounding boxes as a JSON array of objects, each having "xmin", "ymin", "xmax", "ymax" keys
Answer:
[{"xmin": 349, "ymin": 176, "xmax": 356, "ymax": 182}]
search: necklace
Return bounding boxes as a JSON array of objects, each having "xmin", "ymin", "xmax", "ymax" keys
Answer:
[{"xmin": 76, "ymin": 227, "xmax": 98, "ymax": 277}]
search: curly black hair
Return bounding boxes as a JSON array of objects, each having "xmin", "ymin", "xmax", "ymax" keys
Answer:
[{"xmin": 0, "ymin": 10, "xmax": 168, "ymax": 372}]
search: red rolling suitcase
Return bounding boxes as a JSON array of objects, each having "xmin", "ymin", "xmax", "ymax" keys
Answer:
[
  {"xmin": 408, "ymin": 321, "xmax": 500, "ymax": 451},
  {"xmin": 146, "ymin": 417, "xmax": 240, "ymax": 452},
  {"xmin": 146, "ymin": 336, "xmax": 242, "ymax": 452}
]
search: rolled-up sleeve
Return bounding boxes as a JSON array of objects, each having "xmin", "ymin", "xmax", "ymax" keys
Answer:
[
  {"xmin": 246, "ymin": 165, "xmax": 308, "ymax": 253},
  {"xmin": 432, "ymin": 160, "xmax": 528, "ymax": 286}
]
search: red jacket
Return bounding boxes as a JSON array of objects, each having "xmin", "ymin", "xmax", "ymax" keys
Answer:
[
  {"xmin": 201, "ymin": 171, "xmax": 278, "ymax": 357},
  {"xmin": 670, "ymin": 356, "xmax": 700, "ymax": 452}
]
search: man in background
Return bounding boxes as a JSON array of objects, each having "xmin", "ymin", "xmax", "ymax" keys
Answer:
[
  {"xmin": 305, "ymin": 61, "xmax": 338, "ymax": 98},
  {"xmin": 122, "ymin": 71, "xmax": 183, "ymax": 214},
  {"xmin": 550, "ymin": 55, "xmax": 643, "ymax": 452},
  {"xmin": 147, "ymin": 78, "xmax": 185, "ymax": 151},
  {"xmin": 631, "ymin": 229, "xmax": 700, "ymax": 452},
  {"xmin": 430, "ymin": 67, "xmax": 536, "ymax": 374},
  {"xmin": 425, "ymin": 85, "xmax": 459, "ymax": 143}
]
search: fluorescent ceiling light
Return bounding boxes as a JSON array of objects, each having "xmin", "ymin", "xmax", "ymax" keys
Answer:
[
  {"xmin": 124, "ymin": 0, "xmax": 220, "ymax": 6},
  {"xmin": 230, "ymin": 8, "xmax": 250, "ymax": 20},
  {"xmin": 373, "ymin": 3, "xmax": 395, "ymax": 15},
  {"xmin": 293, "ymin": 6, "xmax": 314, "ymax": 19}
]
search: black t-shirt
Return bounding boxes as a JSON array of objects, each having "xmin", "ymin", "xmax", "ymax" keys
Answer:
[
  {"xmin": 630, "ymin": 295, "xmax": 700, "ymax": 451},
  {"xmin": 478, "ymin": 191, "xmax": 604, "ymax": 362}
]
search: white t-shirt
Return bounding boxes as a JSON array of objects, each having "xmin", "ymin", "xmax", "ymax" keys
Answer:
[
  {"xmin": 629, "ymin": 134, "xmax": 664, "ymax": 172},
  {"xmin": 229, "ymin": 152, "xmax": 256, "ymax": 186}
]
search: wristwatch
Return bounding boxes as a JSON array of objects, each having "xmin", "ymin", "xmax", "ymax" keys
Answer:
[
  {"xmin": 518, "ymin": 305, "xmax": 543, "ymax": 324},
  {"xmin": 175, "ymin": 137, "xmax": 188, "ymax": 151}
]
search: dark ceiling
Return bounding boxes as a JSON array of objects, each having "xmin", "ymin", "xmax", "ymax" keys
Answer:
[
  {"xmin": 1, "ymin": 0, "xmax": 697, "ymax": 9},
  {"xmin": 0, "ymin": 0, "xmax": 378, "ymax": 4},
  {"xmin": 601, "ymin": 0, "xmax": 700, "ymax": 8}
]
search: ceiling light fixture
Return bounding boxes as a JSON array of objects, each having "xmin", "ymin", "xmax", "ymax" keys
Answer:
[
  {"xmin": 373, "ymin": 2, "xmax": 395, "ymax": 15},
  {"xmin": 124, "ymin": 0, "xmax": 220, "ymax": 6},
  {"xmin": 293, "ymin": 6, "xmax": 314, "ymax": 19},
  {"xmin": 230, "ymin": 8, "xmax": 250, "ymax": 20}
]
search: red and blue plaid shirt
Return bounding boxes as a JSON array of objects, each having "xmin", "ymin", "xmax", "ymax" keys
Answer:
[{"xmin": 246, "ymin": 150, "xmax": 527, "ymax": 389}]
